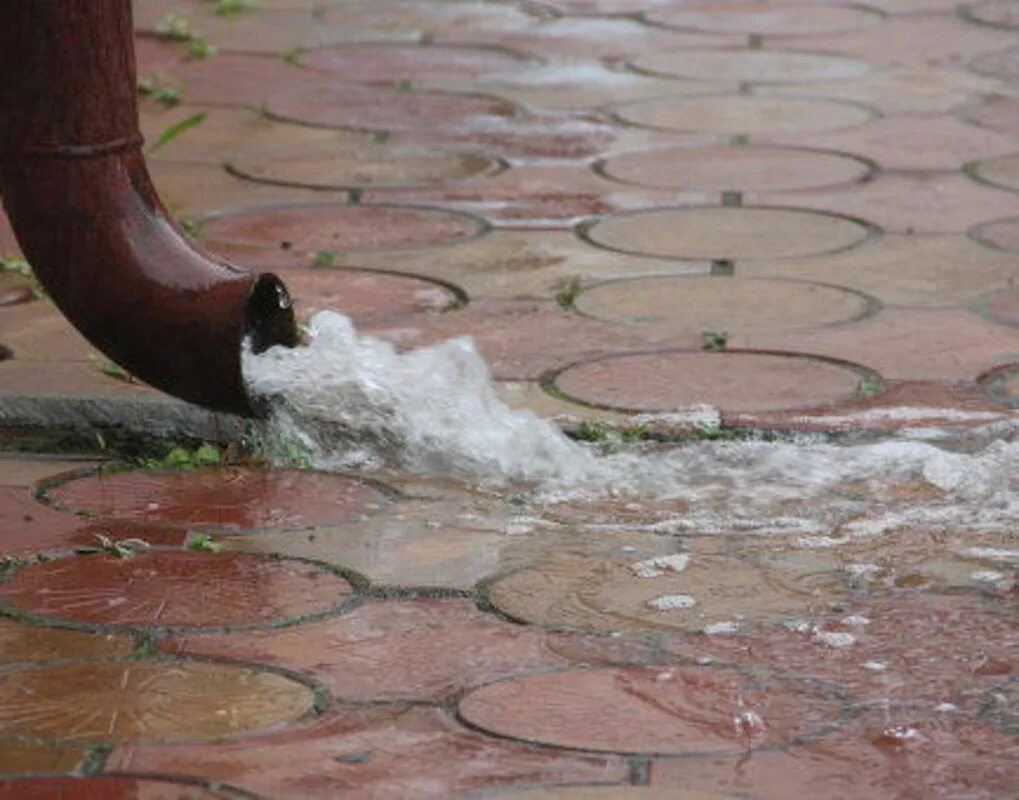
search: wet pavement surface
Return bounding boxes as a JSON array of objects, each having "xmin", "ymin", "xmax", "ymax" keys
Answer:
[{"xmin": 2, "ymin": 0, "xmax": 1019, "ymax": 797}]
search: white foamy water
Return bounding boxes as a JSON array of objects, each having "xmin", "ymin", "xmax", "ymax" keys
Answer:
[{"xmin": 244, "ymin": 311, "xmax": 1019, "ymax": 536}]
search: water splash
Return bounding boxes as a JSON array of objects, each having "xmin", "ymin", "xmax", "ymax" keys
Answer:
[{"xmin": 244, "ymin": 311, "xmax": 1019, "ymax": 538}]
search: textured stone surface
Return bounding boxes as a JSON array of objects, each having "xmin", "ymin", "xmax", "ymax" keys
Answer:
[
  {"xmin": 46, "ymin": 468, "xmax": 386, "ymax": 530},
  {"xmin": 0, "ymin": 552, "xmax": 352, "ymax": 629},
  {"xmin": 553, "ymin": 351, "xmax": 867, "ymax": 413},
  {"xmin": 0, "ymin": 777, "xmax": 246, "ymax": 799},
  {"xmin": 0, "ymin": 660, "xmax": 312, "ymax": 742},
  {"xmin": 631, "ymin": 49, "xmax": 874, "ymax": 83},
  {"xmin": 645, "ymin": 3, "xmax": 881, "ymax": 36}
]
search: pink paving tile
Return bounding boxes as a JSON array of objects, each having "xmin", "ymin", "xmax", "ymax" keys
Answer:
[
  {"xmin": 762, "ymin": 15, "xmax": 1017, "ymax": 66},
  {"xmin": 746, "ymin": 308, "xmax": 1019, "ymax": 382},
  {"xmin": 761, "ymin": 115, "xmax": 1019, "ymax": 171},
  {"xmin": 747, "ymin": 173, "xmax": 1019, "ymax": 235},
  {"xmin": 0, "ymin": 551, "xmax": 352, "ymax": 629},
  {"xmin": 109, "ymin": 705, "xmax": 628, "ymax": 799},
  {"xmin": 157, "ymin": 54, "xmax": 313, "ymax": 107},
  {"xmin": 297, "ymin": 43, "xmax": 537, "ymax": 84},
  {"xmin": 648, "ymin": 710, "xmax": 1019, "ymax": 800},
  {"xmin": 971, "ymin": 215, "xmax": 1019, "ymax": 254},
  {"xmin": 552, "ymin": 350, "xmax": 869, "ymax": 414},
  {"xmin": 0, "ymin": 486, "xmax": 91, "ymax": 556},
  {"xmin": 134, "ymin": 37, "xmax": 185, "ymax": 75},
  {"xmin": 280, "ymin": 268, "xmax": 462, "ymax": 323},
  {"xmin": 969, "ymin": 45, "xmax": 1019, "ymax": 80},
  {"xmin": 644, "ymin": 2, "xmax": 882, "ymax": 37},
  {"xmin": 200, "ymin": 203, "xmax": 486, "ymax": 256},
  {"xmin": 366, "ymin": 299, "xmax": 696, "ymax": 380},
  {"xmin": 964, "ymin": 0, "xmax": 1019, "ymax": 28},
  {"xmin": 0, "ymin": 777, "xmax": 248, "ymax": 799},
  {"xmin": 162, "ymin": 598, "xmax": 570, "ymax": 702},
  {"xmin": 265, "ymin": 85, "xmax": 519, "ymax": 134},
  {"xmin": 629, "ymin": 48, "xmax": 875, "ymax": 85},
  {"xmin": 668, "ymin": 590, "xmax": 1018, "ymax": 707},
  {"xmin": 319, "ymin": 0, "xmax": 544, "ymax": 37},
  {"xmin": 45, "ymin": 467, "xmax": 387, "ymax": 531},
  {"xmin": 459, "ymin": 665, "xmax": 844, "ymax": 755}
]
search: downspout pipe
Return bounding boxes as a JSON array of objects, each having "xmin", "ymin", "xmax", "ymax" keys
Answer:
[{"xmin": 0, "ymin": 0, "xmax": 298, "ymax": 416}]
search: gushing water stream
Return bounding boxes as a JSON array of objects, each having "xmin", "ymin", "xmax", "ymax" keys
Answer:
[{"xmin": 244, "ymin": 311, "xmax": 1019, "ymax": 547}]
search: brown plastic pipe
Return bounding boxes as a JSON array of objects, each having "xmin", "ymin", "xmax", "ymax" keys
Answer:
[{"xmin": 0, "ymin": 0, "xmax": 298, "ymax": 416}]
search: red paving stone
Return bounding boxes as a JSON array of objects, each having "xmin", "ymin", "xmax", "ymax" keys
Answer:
[
  {"xmin": 46, "ymin": 468, "xmax": 386, "ymax": 530},
  {"xmin": 108, "ymin": 705, "xmax": 629, "ymax": 799},
  {"xmin": 0, "ymin": 551, "xmax": 352, "ymax": 629},
  {"xmin": 0, "ymin": 777, "xmax": 247, "ymax": 799},
  {"xmin": 2, "ymin": 3, "xmax": 1019, "ymax": 797},
  {"xmin": 553, "ymin": 350, "xmax": 868, "ymax": 413},
  {"xmin": 163, "ymin": 599, "xmax": 570, "ymax": 702},
  {"xmin": 200, "ymin": 203, "xmax": 486, "ymax": 255},
  {"xmin": 459, "ymin": 666, "xmax": 844, "ymax": 755}
]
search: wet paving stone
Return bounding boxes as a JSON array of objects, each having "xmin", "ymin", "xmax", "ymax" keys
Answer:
[
  {"xmin": 971, "ymin": 151, "xmax": 1019, "ymax": 193},
  {"xmin": 46, "ymin": 468, "xmax": 387, "ymax": 531},
  {"xmin": 155, "ymin": 54, "xmax": 313, "ymax": 108},
  {"xmin": 109, "ymin": 705, "xmax": 629, "ymax": 798},
  {"xmin": 228, "ymin": 145, "xmax": 502, "ymax": 192},
  {"xmin": 298, "ymin": 43, "xmax": 536, "ymax": 84},
  {"xmin": 490, "ymin": 789, "xmax": 740, "ymax": 799},
  {"xmin": 583, "ymin": 207, "xmax": 872, "ymax": 261},
  {"xmin": 200, "ymin": 204, "xmax": 485, "ymax": 256},
  {"xmin": 459, "ymin": 666, "xmax": 844, "ymax": 755},
  {"xmin": 487, "ymin": 552, "xmax": 848, "ymax": 636},
  {"xmin": 552, "ymin": 350, "xmax": 869, "ymax": 414},
  {"xmin": 765, "ymin": 114, "xmax": 1019, "ymax": 172},
  {"xmin": 964, "ymin": 0, "xmax": 1019, "ymax": 28},
  {"xmin": 0, "ymin": 776, "xmax": 251, "ymax": 799},
  {"xmin": 748, "ymin": 233, "xmax": 1019, "ymax": 309},
  {"xmin": 762, "ymin": 65, "xmax": 1013, "ymax": 115},
  {"xmin": 0, "ymin": 741, "xmax": 85, "ymax": 776},
  {"xmin": 0, "ymin": 660, "xmax": 312, "ymax": 743},
  {"xmin": 969, "ymin": 45, "xmax": 1019, "ymax": 80},
  {"xmin": 648, "ymin": 708, "xmax": 1019, "ymax": 800},
  {"xmin": 265, "ymin": 85, "xmax": 518, "ymax": 134},
  {"xmin": 971, "ymin": 215, "xmax": 1019, "ymax": 254},
  {"xmin": 320, "ymin": 0, "xmax": 543, "ymax": 37},
  {"xmin": 0, "ymin": 616, "xmax": 134, "ymax": 663},
  {"xmin": 673, "ymin": 590, "xmax": 1019, "ymax": 707},
  {"xmin": 0, "ymin": 487, "xmax": 92, "ymax": 557},
  {"xmin": 645, "ymin": 3, "xmax": 882, "ymax": 37},
  {"xmin": 612, "ymin": 94, "xmax": 874, "ymax": 136},
  {"xmin": 164, "ymin": 599, "xmax": 570, "ymax": 702},
  {"xmin": 750, "ymin": 172, "xmax": 1019, "ymax": 235},
  {"xmin": 281, "ymin": 268, "xmax": 461, "ymax": 323},
  {"xmin": 630, "ymin": 49, "xmax": 874, "ymax": 84},
  {"xmin": 597, "ymin": 144, "xmax": 871, "ymax": 193},
  {"xmin": 0, "ymin": 551, "xmax": 353, "ymax": 630},
  {"xmin": 573, "ymin": 276, "xmax": 875, "ymax": 332},
  {"xmin": 971, "ymin": 92, "xmax": 1019, "ymax": 142},
  {"xmin": 980, "ymin": 287, "xmax": 1019, "ymax": 328},
  {"xmin": 217, "ymin": 481, "xmax": 673, "ymax": 589}
]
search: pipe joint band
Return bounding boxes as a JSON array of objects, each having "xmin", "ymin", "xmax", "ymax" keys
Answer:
[{"xmin": 0, "ymin": 134, "xmax": 143, "ymax": 160}]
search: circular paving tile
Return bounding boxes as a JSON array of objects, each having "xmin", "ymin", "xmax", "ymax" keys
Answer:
[
  {"xmin": 321, "ymin": 0, "xmax": 540, "ymax": 35},
  {"xmin": 228, "ymin": 146, "xmax": 502, "ymax": 191},
  {"xmin": 612, "ymin": 94, "xmax": 873, "ymax": 135},
  {"xmin": 496, "ymin": 790, "xmax": 740, "ymax": 799},
  {"xmin": 631, "ymin": 50, "xmax": 874, "ymax": 84},
  {"xmin": 551, "ymin": 350, "xmax": 870, "ymax": 413},
  {"xmin": 646, "ymin": 2, "xmax": 882, "ymax": 36},
  {"xmin": 45, "ymin": 467, "xmax": 387, "ymax": 530},
  {"xmin": 265, "ymin": 85, "xmax": 517, "ymax": 133},
  {"xmin": 583, "ymin": 207, "xmax": 872, "ymax": 261},
  {"xmin": 201, "ymin": 204, "xmax": 485, "ymax": 254},
  {"xmin": 0, "ymin": 777, "xmax": 249, "ymax": 799},
  {"xmin": 298, "ymin": 43, "xmax": 535, "ymax": 83},
  {"xmin": 282, "ymin": 269, "xmax": 462, "ymax": 320},
  {"xmin": 980, "ymin": 362, "xmax": 1019, "ymax": 407},
  {"xmin": 0, "ymin": 551, "xmax": 352, "ymax": 630},
  {"xmin": 964, "ymin": 0, "xmax": 1019, "ymax": 28},
  {"xmin": 969, "ymin": 46, "xmax": 1019, "ymax": 80},
  {"xmin": 574, "ymin": 276, "xmax": 875, "ymax": 331},
  {"xmin": 0, "ymin": 617, "xmax": 134, "ymax": 662},
  {"xmin": 969, "ymin": 151, "xmax": 1019, "ymax": 193},
  {"xmin": 970, "ymin": 216, "xmax": 1019, "ymax": 254},
  {"xmin": 966, "ymin": 95, "xmax": 1019, "ymax": 134},
  {"xmin": 597, "ymin": 145, "xmax": 872, "ymax": 192},
  {"xmin": 981, "ymin": 287, "xmax": 1019, "ymax": 328},
  {"xmin": 0, "ymin": 660, "xmax": 312, "ymax": 742},
  {"xmin": 459, "ymin": 666, "xmax": 842, "ymax": 755},
  {"xmin": 488, "ymin": 554, "xmax": 847, "ymax": 635}
]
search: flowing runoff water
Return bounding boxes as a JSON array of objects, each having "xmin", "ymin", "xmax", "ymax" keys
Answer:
[{"xmin": 244, "ymin": 310, "xmax": 1019, "ymax": 545}]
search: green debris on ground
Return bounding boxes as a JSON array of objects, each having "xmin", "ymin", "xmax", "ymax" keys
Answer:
[{"xmin": 142, "ymin": 442, "xmax": 224, "ymax": 471}]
